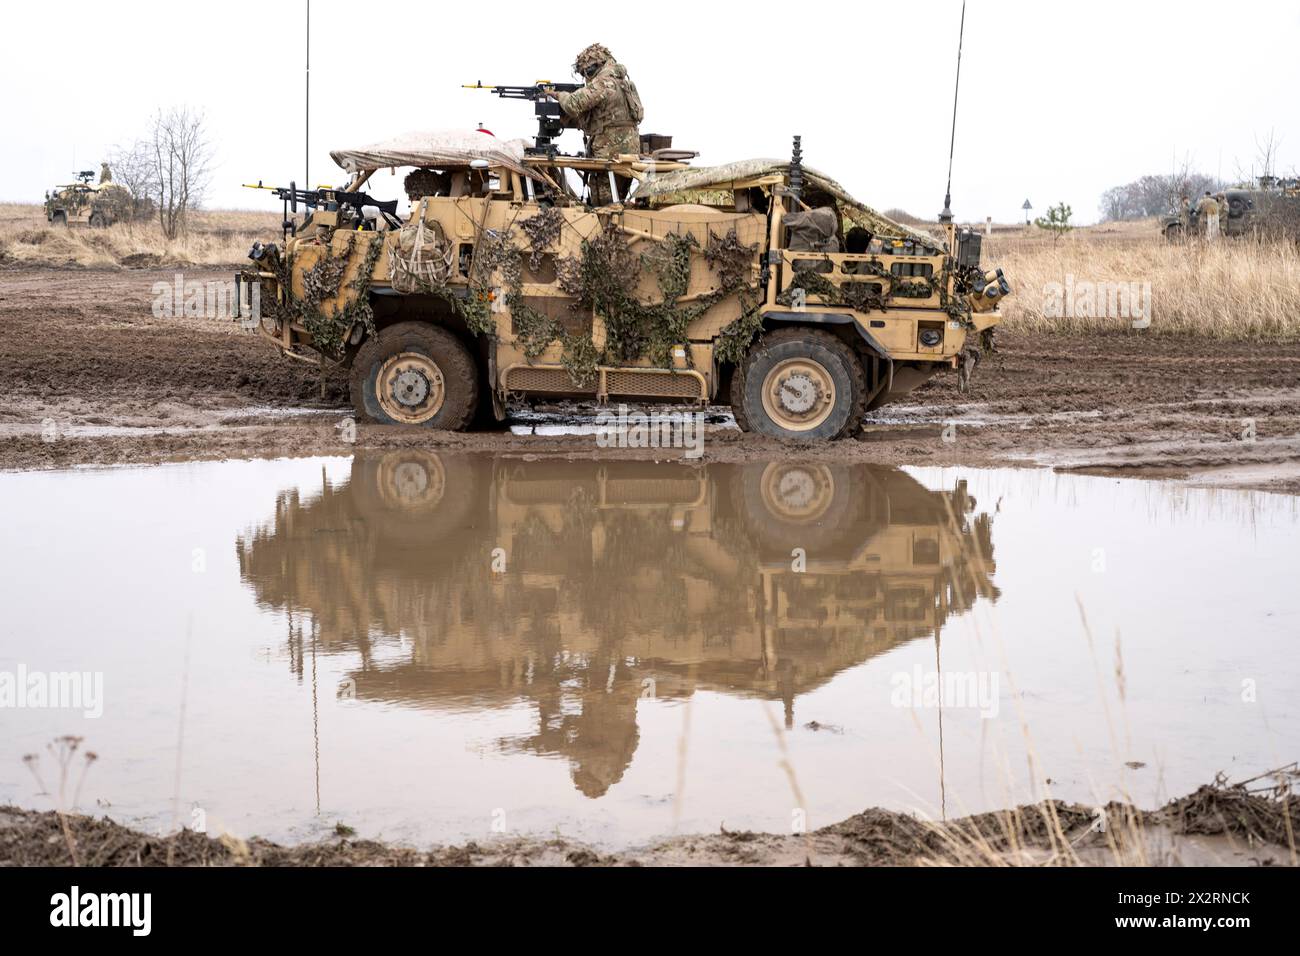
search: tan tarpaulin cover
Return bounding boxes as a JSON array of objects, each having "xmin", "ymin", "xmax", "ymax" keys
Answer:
[
  {"xmin": 633, "ymin": 159, "xmax": 943, "ymax": 251},
  {"xmin": 329, "ymin": 129, "xmax": 537, "ymax": 178}
]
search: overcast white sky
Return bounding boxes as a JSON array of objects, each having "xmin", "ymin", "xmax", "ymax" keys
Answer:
[{"xmin": 4, "ymin": 0, "xmax": 1297, "ymax": 223}]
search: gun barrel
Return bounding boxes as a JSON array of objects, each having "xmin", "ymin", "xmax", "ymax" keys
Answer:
[{"xmin": 463, "ymin": 81, "xmax": 580, "ymax": 100}]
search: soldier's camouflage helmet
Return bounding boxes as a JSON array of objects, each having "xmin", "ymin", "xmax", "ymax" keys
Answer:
[{"xmin": 574, "ymin": 43, "xmax": 613, "ymax": 75}]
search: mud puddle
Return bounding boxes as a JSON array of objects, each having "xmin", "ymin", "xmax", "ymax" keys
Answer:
[{"xmin": 1, "ymin": 454, "xmax": 1296, "ymax": 849}]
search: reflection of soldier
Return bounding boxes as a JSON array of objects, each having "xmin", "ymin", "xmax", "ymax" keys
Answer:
[
  {"xmin": 548, "ymin": 43, "xmax": 643, "ymax": 205},
  {"xmin": 1196, "ymin": 190, "xmax": 1220, "ymax": 241}
]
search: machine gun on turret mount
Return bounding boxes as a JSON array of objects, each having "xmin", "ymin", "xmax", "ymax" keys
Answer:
[
  {"xmin": 243, "ymin": 181, "xmax": 402, "ymax": 240},
  {"xmin": 464, "ymin": 81, "xmax": 582, "ymax": 155}
]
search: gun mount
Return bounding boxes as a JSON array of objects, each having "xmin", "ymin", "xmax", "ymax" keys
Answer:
[{"xmin": 464, "ymin": 81, "xmax": 582, "ymax": 155}]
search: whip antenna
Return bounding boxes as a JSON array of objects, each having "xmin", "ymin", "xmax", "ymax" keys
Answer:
[
  {"xmin": 939, "ymin": 0, "xmax": 966, "ymax": 224},
  {"xmin": 305, "ymin": 0, "xmax": 311, "ymax": 190}
]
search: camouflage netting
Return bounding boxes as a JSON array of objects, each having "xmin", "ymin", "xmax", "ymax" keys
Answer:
[
  {"xmin": 271, "ymin": 233, "xmax": 386, "ymax": 357},
  {"xmin": 403, "ymin": 169, "xmax": 451, "ymax": 202},
  {"xmin": 519, "ymin": 206, "xmax": 565, "ymax": 271},
  {"xmin": 92, "ymin": 183, "xmax": 134, "ymax": 220},
  {"xmin": 633, "ymin": 159, "xmax": 945, "ymax": 252},
  {"xmin": 465, "ymin": 218, "xmax": 761, "ymax": 386}
]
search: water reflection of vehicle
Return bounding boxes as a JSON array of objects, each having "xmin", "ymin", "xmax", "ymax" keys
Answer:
[{"xmin": 237, "ymin": 453, "xmax": 998, "ymax": 797}]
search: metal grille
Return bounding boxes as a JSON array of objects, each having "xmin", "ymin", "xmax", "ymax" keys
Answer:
[
  {"xmin": 503, "ymin": 367, "xmax": 583, "ymax": 393},
  {"xmin": 606, "ymin": 370, "xmax": 704, "ymax": 399}
]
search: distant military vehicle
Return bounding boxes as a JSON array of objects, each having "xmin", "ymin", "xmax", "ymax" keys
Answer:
[
  {"xmin": 44, "ymin": 169, "xmax": 134, "ymax": 227},
  {"xmin": 1162, "ymin": 176, "xmax": 1300, "ymax": 241},
  {"xmin": 236, "ymin": 122, "xmax": 1010, "ymax": 440}
]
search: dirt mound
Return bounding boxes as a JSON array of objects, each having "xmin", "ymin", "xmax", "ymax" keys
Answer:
[{"xmin": 4, "ymin": 771, "xmax": 1293, "ymax": 867}]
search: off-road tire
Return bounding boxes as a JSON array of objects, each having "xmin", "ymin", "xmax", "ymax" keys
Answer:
[
  {"xmin": 350, "ymin": 321, "xmax": 479, "ymax": 430},
  {"xmin": 51, "ymin": 212, "xmax": 67, "ymax": 227},
  {"xmin": 730, "ymin": 327, "xmax": 866, "ymax": 440},
  {"xmin": 88, "ymin": 212, "xmax": 106, "ymax": 229}
]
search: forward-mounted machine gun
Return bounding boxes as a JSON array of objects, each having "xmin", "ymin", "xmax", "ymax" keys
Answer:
[
  {"xmin": 243, "ymin": 181, "xmax": 402, "ymax": 240},
  {"xmin": 463, "ymin": 81, "xmax": 581, "ymax": 155}
]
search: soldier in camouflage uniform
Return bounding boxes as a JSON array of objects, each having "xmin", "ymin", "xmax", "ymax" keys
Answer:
[{"xmin": 546, "ymin": 43, "xmax": 643, "ymax": 205}]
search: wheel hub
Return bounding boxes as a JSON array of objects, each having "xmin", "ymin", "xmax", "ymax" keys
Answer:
[
  {"xmin": 776, "ymin": 372, "xmax": 821, "ymax": 415},
  {"xmin": 760, "ymin": 358, "xmax": 836, "ymax": 432},
  {"xmin": 391, "ymin": 368, "xmax": 431, "ymax": 408},
  {"xmin": 374, "ymin": 351, "xmax": 446, "ymax": 425}
]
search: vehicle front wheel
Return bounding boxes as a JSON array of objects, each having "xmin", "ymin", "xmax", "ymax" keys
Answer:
[
  {"xmin": 349, "ymin": 322, "xmax": 480, "ymax": 429},
  {"xmin": 730, "ymin": 327, "xmax": 865, "ymax": 440},
  {"xmin": 88, "ymin": 212, "xmax": 106, "ymax": 228}
]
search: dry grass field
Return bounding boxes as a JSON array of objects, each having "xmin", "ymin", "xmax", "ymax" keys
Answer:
[
  {"xmin": 0, "ymin": 203, "xmax": 278, "ymax": 268},
  {"xmin": 985, "ymin": 218, "xmax": 1300, "ymax": 341}
]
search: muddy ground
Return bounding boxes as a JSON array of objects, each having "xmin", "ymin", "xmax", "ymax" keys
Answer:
[
  {"xmin": 2, "ymin": 265, "xmax": 1299, "ymax": 494},
  {"xmin": 2, "ymin": 779, "xmax": 1294, "ymax": 866}
]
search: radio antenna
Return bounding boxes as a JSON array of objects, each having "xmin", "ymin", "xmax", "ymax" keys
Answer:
[
  {"xmin": 939, "ymin": 0, "xmax": 966, "ymax": 224},
  {"xmin": 305, "ymin": 0, "xmax": 311, "ymax": 190}
]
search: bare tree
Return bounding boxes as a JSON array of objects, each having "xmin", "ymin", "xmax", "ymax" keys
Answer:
[
  {"xmin": 1255, "ymin": 128, "xmax": 1281, "ymax": 181},
  {"xmin": 1099, "ymin": 156, "xmax": 1224, "ymax": 221},
  {"xmin": 149, "ymin": 107, "xmax": 212, "ymax": 240},
  {"xmin": 106, "ymin": 139, "xmax": 159, "ymax": 219}
]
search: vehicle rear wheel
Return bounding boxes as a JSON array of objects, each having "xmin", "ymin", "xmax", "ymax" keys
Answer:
[
  {"xmin": 350, "ymin": 322, "xmax": 479, "ymax": 429},
  {"xmin": 730, "ymin": 327, "xmax": 865, "ymax": 440},
  {"xmin": 51, "ymin": 212, "xmax": 67, "ymax": 227}
]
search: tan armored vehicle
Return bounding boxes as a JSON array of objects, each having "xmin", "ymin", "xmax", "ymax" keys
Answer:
[
  {"xmin": 236, "ymin": 129, "xmax": 1010, "ymax": 440},
  {"xmin": 44, "ymin": 169, "xmax": 134, "ymax": 227}
]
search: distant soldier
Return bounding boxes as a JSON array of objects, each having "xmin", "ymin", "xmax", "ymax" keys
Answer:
[
  {"xmin": 1195, "ymin": 190, "xmax": 1220, "ymax": 241},
  {"xmin": 99, "ymin": 162, "xmax": 113, "ymax": 184},
  {"xmin": 1178, "ymin": 193, "xmax": 1191, "ymax": 225},
  {"xmin": 546, "ymin": 43, "xmax": 643, "ymax": 204},
  {"xmin": 1214, "ymin": 191, "xmax": 1230, "ymax": 234}
]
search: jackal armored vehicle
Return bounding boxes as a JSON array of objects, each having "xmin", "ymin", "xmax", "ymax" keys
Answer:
[
  {"xmin": 44, "ymin": 170, "xmax": 133, "ymax": 227},
  {"xmin": 236, "ymin": 127, "xmax": 1009, "ymax": 440}
]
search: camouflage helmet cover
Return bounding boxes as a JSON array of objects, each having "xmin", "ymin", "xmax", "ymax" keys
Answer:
[{"xmin": 574, "ymin": 43, "xmax": 613, "ymax": 73}]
